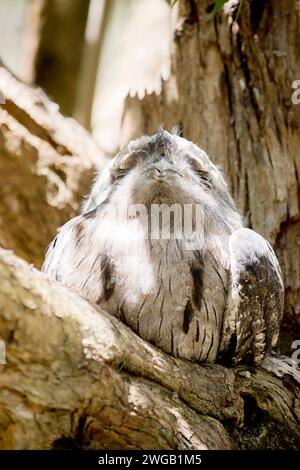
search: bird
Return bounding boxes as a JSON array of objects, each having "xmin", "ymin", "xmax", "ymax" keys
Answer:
[{"xmin": 42, "ymin": 129, "xmax": 284, "ymax": 365}]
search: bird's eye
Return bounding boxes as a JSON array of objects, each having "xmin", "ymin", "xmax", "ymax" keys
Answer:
[
  {"xmin": 112, "ymin": 168, "xmax": 128, "ymax": 181},
  {"xmin": 195, "ymin": 170, "xmax": 211, "ymax": 188},
  {"xmin": 111, "ymin": 151, "xmax": 142, "ymax": 182},
  {"xmin": 119, "ymin": 151, "xmax": 142, "ymax": 170},
  {"xmin": 194, "ymin": 169, "xmax": 210, "ymax": 180}
]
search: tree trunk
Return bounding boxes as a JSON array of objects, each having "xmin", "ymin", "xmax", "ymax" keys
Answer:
[
  {"xmin": 0, "ymin": 247, "xmax": 299, "ymax": 450},
  {"xmin": 121, "ymin": 0, "xmax": 300, "ymax": 353},
  {"xmin": 34, "ymin": 0, "xmax": 90, "ymax": 116}
]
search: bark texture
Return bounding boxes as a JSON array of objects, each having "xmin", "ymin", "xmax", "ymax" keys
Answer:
[
  {"xmin": 0, "ymin": 248, "xmax": 299, "ymax": 450},
  {"xmin": 0, "ymin": 63, "xmax": 107, "ymax": 268},
  {"xmin": 121, "ymin": 0, "xmax": 300, "ymax": 351}
]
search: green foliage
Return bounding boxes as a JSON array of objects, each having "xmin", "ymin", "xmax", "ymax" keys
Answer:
[
  {"xmin": 165, "ymin": 0, "xmax": 245, "ymax": 19},
  {"xmin": 211, "ymin": 0, "xmax": 227, "ymax": 14},
  {"xmin": 211, "ymin": 0, "xmax": 245, "ymax": 19}
]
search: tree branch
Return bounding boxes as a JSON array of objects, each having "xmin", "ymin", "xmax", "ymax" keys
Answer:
[{"xmin": 0, "ymin": 248, "xmax": 299, "ymax": 450}]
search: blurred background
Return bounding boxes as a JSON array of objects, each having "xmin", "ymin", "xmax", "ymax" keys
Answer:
[
  {"xmin": 0, "ymin": 0, "xmax": 177, "ymax": 158},
  {"xmin": 0, "ymin": 0, "xmax": 299, "ymax": 351}
]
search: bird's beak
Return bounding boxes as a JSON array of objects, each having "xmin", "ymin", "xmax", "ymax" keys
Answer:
[{"xmin": 149, "ymin": 157, "xmax": 180, "ymax": 179}]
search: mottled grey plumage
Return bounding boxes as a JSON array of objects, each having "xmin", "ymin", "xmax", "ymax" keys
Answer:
[{"xmin": 42, "ymin": 130, "xmax": 284, "ymax": 365}]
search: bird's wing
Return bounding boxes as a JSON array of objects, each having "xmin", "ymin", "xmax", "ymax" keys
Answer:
[{"xmin": 218, "ymin": 228, "xmax": 284, "ymax": 365}]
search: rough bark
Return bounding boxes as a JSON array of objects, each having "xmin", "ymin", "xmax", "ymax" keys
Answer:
[
  {"xmin": 0, "ymin": 3, "xmax": 299, "ymax": 450},
  {"xmin": 121, "ymin": 0, "xmax": 300, "ymax": 352},
  {"xmin": 0, "ymin": 247, "xmax": 299, "ymax": 450},
  {"xmin": 0, "ymin": 62, "xmax": 107, "ymax": 268},
  {"xmin": 19, "ymin": 0, "xmax": 46, "ymax": 85}
]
